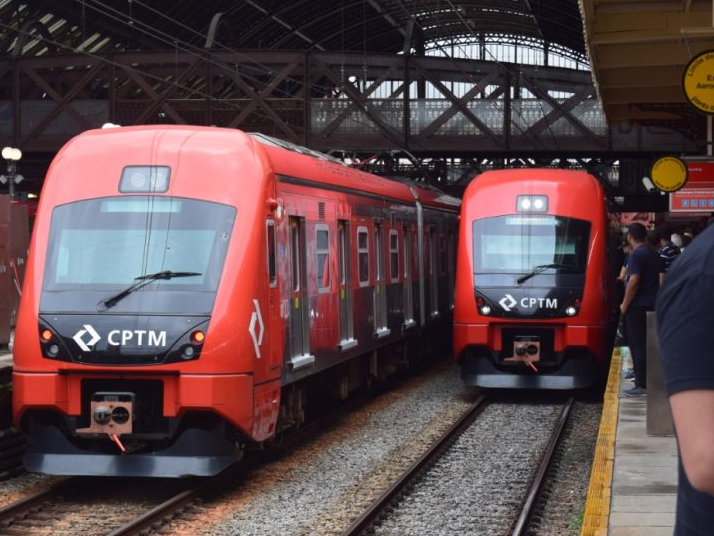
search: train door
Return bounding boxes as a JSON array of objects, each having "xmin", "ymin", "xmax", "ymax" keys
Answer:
[
  {"xmin": 288, "ymin": 217, "xmax": 313, "ymax": 368},
  {"xmin": 429, "ymin": 226, "xmax": 439, "ymax": 317},
  {"xmin": 337, "ymin": 220, "xmax": 357, "ymax": 350},
  {"xmin": 403, "ymin": 225, "xmax": 415, "ymax": 328},
  {"xmin": 374, "ymin": 222, "xmax": 389, "ymax": 337}
]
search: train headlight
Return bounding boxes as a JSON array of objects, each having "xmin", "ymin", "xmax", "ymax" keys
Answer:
[
  {"xmin": 190, "ymin": 330, "xmax": 205, "ymax": 344},
  {"xmin": 476, "ymin": 296, "xmax": 491, "ymax": 316},
  {"xmin": 47, "ymin": 344, "xmax": 60, "ymax": 357},
  {"xmin": 565, "ymin": 305, "xmax": 577, "ymax": 316},
  {"xmin": 516, "ymin": 195, "xmax": 548, "ymax": 213}
]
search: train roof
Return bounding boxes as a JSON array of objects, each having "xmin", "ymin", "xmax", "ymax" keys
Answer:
[
  {"xmin": 249, "ymin": 131, "xmax": 460, "ymax": 211},
  {"xmin": 62, "ymin": 125, "xmax": 460, "ymax": 212}
]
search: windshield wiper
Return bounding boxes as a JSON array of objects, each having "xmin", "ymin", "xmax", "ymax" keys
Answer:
[
  {"xmin": 516, "ymin": 263, "xmax": 571, "ymax": 285},
  {"xmin": 97, "ymin": 270, "xmax": 202, "ymax": 310}
]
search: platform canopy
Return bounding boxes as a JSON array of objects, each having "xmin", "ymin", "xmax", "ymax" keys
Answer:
[{"xmin": 580, "ymin": 0, "xmax": 714, "ymax": 134}]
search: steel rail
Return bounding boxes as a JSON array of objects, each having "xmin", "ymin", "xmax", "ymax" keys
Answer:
[
  {"xmin": 511, "ymin": 395, "xmax": 575, "ymax": 536},
  {"xmin": 339, "ymin": 395, "xmax": 488, "ymax": 536},
  {"xmin": 0, "ymin": 479, "xmax": 67, "ymax": 525},
  {"xmin": 0, "ymin": 388, "xmax": 378, "ymax": 535}
]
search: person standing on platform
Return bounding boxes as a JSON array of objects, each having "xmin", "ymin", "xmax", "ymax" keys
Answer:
[
  {"xmin": 656, "ymin": 223, "xmax": 714, "ymax": 536},
  {"xmin": 657, "ymin": 225, "xmax": 681, "ymax": 285},
  {"xmin": 619, "ymin": 223, "xmax": 659, "ymax": 397}
]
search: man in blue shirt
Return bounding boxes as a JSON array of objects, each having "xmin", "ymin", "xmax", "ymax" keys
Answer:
[
  {"xmin": 657, "ymin": 224, "xmax": 714, "ymax": 535},
  {"xmin": 657, "ymin": 224, "xmax": 681, "ymax": 285},
  {"xmin": 619, "ymin": 223, "xmax": 659, "ymax": 396}
]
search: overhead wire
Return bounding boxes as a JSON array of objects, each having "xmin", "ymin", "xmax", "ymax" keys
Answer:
[
  {"xmin": 2, "ymin": 4, "xmax": 392, "ymax": 143},
  {"xmin": 81, "ymin": 0, "xmax": 554, "ymax": 155},
  {"xmin": 7, "ymin": 1, "xmax": 594, "ymax": 170},
  {"xmin": 79, "ymin": 0, "xmax": 412, "ymax": 145}
]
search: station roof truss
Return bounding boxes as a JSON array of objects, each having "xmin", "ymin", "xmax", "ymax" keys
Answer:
[
  {"xmin": 580, "ymin": 0, "xmax": 714, "ymax": 137},
  {"xmin": 0, "ymin": 0, "xmax": 706, "ymax": 207},
  {"xmin": 1, "ymin": 1, "xmax": 586, "ymax": 59}
]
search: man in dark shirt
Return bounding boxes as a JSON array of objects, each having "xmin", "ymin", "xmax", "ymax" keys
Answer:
[
  {"xmin": 619, "ymin": 222, "xmax": 659, "ymax": 396},
  {"xmin": 656, "ymin": 223, "xmax": 714, "ymax": 536},
  {"xmin": 657, "ymin": 225, "xmax": 681, "ymax": 285}
]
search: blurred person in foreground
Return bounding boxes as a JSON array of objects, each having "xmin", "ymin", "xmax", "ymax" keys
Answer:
[{"xmin": 657, "ymin": 223, "xmax": 714, "ymax": 535}]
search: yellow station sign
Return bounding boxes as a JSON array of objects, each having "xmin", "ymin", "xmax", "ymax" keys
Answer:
[
  {"xmin": 651, "ymin": 156, "xmax": 688, "ymax": 193},
  {"xmin": 683, "ymin": 50, "xmax": 714, "ymax": 114}
]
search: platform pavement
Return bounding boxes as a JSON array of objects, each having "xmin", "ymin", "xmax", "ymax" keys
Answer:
[
  {"xmin": 0, "ymin": 350, "xmax": 11, "ymax": 368},
  {"xmin": 608, "ymin": 372, "xmax": 678, "ymax": 536}
]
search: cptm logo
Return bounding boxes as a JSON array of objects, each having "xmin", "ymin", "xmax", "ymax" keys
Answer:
[
  {"xmin": 73, "ymin": 324, "xmax": 101, "ymax": 351},
  {"xmin": 72, "ymin": 324, "xmax": 167, "ymax": 351}
]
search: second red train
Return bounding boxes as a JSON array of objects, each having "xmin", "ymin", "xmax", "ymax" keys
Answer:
[{"xmin": 454, "ymin": 168, "xmax": 617, "ymax": 389}]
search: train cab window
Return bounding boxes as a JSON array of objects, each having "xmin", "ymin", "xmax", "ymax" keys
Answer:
[
  {"xmin": 472, "ymin": 215, "xmax": 590, "ymax": 275},
  {"xmin": 316, "ymin": 226, "xmax": 330, "ymax": 292},
  {"xmin": 267, "ymin": 220, "xmax": 277, "ymax": 287},
  {"xmin": 389, "ymin": 229, "xmax": 399, "ymax": 283},
  {"xmin": 357, "ymin": 227, "xmax": 370, "ymax": 286},
  {"xmin": 40, "ymin": 196, "xmax": 235, "ymax": 315}
]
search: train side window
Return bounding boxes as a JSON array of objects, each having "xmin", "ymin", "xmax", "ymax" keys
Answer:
[
  {"xmin": 316, "ymin": 225, "xmax": 330, "ymax": 292},
  {"xmin": 389, "ymin": 229, "xmax": 399, "ymax": 283},
  {"xmin": 447, "ymin": 229, "xmax": 455, "ymax": 308},
  {"xmin": 291, "ymin": 222, "xmax": 300, "ymax": 292},
  {"xmin": 440, "ymin": 234, "xmax": 447, "ymax": 274},
  {"xmin": 266, "ymin": 220, "xmax": 277, "ymax": 287},
  {"xmin": 357, "ymin": 226, "xmax": 370, "ymax": 287}
]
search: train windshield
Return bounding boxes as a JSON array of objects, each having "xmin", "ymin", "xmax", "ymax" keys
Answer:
[
  {"xmin": 41, "ymin": 196, "xmax": 235, "ymax": 314},
  {"xmin": 472, "ymin": 215, "xmax": 590, "ymax": 274}
]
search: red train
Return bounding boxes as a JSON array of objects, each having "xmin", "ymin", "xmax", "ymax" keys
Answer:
[
  {"xmin": 13, "ymin": 125, "xmax": 459, "ymax": 477},
  {"xmin": 453, "ymin": 169, "xmax": 616, "ymax": 389}
]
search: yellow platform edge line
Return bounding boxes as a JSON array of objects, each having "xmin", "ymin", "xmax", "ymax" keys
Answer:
[{"xmin": 580, "ymin": 347, "xmax": 622, "ymax": 536}]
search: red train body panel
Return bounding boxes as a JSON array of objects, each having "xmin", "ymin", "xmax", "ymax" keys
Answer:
[
  {"xmin": 453, "ymin": 169, "xmax": 615, "ymax": 389},
  {"xmin": 13, "ymin": 126, "xmax": 459, "ymax": 476}
]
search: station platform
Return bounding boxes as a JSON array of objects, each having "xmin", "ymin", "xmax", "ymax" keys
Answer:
[{"xmin": 581, "ymin": 348, "xmax": 678, "ymax": 536}]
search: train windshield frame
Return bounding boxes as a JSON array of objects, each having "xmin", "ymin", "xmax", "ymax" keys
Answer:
[
  {"xmin": 40, "ymin": 196, "xmax": 235, "ymax": 314},
  {"xmin": 472, "ymin": 215, "xmax": 590, "ymax": 274}
]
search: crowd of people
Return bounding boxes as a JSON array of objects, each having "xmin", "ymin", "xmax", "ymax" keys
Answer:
[
  {"xmin": 615, "ymin": 218, "xmax": 714, "ymax": 535},
  {"xmin": 616, "ymin": 222, "xmax": 689, "ymax": 397}
]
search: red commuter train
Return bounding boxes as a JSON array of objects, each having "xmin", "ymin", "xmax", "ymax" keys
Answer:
[
  {"xmin": 13, "ymin": 125, "xmax": 460, "ymax": 477},
  {"xmin": 453, "ymin": 169, "xmax": 616, "ymax": 389}
]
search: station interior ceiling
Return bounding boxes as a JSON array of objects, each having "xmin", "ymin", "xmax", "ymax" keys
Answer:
[
  {"xmin": 581, "ymin": 0, "xmax": 713, "ymax": 137},
  {"xmin": 2, "ymin": 0, "xmax": 714, "ymax": 215}
]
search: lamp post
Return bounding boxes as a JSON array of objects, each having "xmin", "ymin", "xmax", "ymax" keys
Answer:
[{"xmin": 0, "ymin": 146, "xmax": 24, "ymax": 199}]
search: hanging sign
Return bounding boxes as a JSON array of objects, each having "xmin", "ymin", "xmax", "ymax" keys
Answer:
[
  {"xmin": 651, "ymin": 156, "xmax": 688, "ymax": 192},
  {"xmin": 682, "ymin": 49, "xmax": 714, "ymax": 114}
]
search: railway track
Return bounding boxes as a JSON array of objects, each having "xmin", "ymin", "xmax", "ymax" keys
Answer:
[
  {"xmin": 339, "ymin": 394, "xmax": 576, "ymax": 536},
  {"xmin": 0, "ymin": 470, "xmax": 229, "ymax": 536},
  {"xmin": 0, "ymin": 387, "xmax": 378, "ymax": 535}
]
